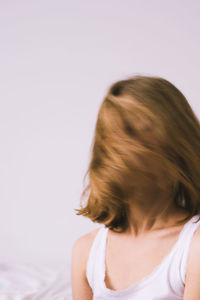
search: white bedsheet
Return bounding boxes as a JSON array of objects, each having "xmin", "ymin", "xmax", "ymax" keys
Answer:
[{"xmin": 0, "ymin": 262, "xmax": 72, "ymax": 300}]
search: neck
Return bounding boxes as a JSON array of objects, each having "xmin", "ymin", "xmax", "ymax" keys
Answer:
[{"xmin": 126, "ymin": 187, "xmax": 186, "ymax": 237}]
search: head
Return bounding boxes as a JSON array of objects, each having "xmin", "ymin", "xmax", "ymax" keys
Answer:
[{"xmin": 75, "ymin": 75, "xmax": 200, "ymax": 232}]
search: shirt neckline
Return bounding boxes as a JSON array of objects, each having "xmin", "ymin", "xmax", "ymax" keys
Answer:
[{"xmin": 100, "ymin": 215, "xmax": 199, "ymax": 296}]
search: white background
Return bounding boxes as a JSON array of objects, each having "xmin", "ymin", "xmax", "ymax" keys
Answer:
[{"xmin": 0, "ymin": 0, "xmax": 199, "ymax": 269}]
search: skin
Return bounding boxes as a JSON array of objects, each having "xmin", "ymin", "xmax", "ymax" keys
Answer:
[
  {"xmin": 102, "ymin": 178, "xmax": 191, "ymax": 291},
  {"xmin": 125, "ymin": 181, "xmax": 184, "ymax": 236},
  {"xmin": 71, "ymin": 130, "xmax": 200, "ymax": 299},
  {"xmin": 71, "ymin": 181, "xmax": 198, "ymax": 300}
]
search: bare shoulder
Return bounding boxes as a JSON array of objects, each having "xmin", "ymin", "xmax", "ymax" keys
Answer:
[
  {"xmin": 71, "ymin": 227, "xmax": 102, "ymax": 300},
  {"xmin": 71, "ymin": 227, "xmax": 101, "ymax": 273},
  {"xmin": 72, "ymin": 227, "xmax": 101, "ymax": 255},
  {"xmin": 183, "ymin": 225, "xmax": 200, "ymax": 300}
]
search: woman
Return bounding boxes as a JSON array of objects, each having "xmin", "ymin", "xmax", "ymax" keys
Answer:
[{"xmin": 71, "ymin": 75, "xmax": 200, "ymax": 299}]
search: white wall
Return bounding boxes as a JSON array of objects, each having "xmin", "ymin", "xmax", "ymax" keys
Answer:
[{"xmin": 0, "ymin": 0, "xmax": 199, "ymax": 269}]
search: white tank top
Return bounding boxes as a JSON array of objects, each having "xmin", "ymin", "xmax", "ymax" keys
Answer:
[{"xmin": 86, "ymin": 214, "xmax": 200, "ymax": 300}]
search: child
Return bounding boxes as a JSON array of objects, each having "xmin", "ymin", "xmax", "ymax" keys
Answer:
[{"xmin": 71, "ymin": 75, "xmax": 200, "ymax": 300}]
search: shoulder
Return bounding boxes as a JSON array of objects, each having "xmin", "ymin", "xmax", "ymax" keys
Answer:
[
  {"xmin": 72, "ymin": 227, "xmax": 101, "ymax": 269},
  {"xmin": 183, "ymin": 224, "xmax": 200, "ymax": 299},
  {"xmin": 71, "ymin": 228, "xmax": 101, "ymax": 300},
  {"xmin": 72, "ymin": 227, "xmax": 101, "ymax": 251}
]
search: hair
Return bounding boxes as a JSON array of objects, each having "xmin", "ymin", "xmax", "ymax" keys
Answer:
[{"xmin": 74, "ymin": 74, "xmax": 200, "ymax": 233}]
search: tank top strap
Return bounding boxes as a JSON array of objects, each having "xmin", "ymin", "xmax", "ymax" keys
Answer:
[
  {"xmin": 179, "ymin": 214, "xmax": 200, "ymax": 284},
  {"xmin": 169, "ymin": 215, "xmax": 200, "ymax": 290},
  {"xmin": 86, "ymin": 226, "xmax": 108, "ymax": 291},
  {"xmin": 86, "ymin": 215, "xmax": 200, "ymax": 297}
]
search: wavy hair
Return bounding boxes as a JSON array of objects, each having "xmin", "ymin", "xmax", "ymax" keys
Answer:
[{"xmin": 75, "ymin": 75, "xmax": 200, "ymax": 232}]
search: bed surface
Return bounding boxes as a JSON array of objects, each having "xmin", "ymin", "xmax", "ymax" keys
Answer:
[{"xmin": 0, "ymin": 261, "xmax": 72, "ymax": 300}]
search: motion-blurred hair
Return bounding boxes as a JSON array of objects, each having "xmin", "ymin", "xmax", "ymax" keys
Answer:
[{"xmin": 75, "ymin": 75, "xmax": 200, "ymax": 232}]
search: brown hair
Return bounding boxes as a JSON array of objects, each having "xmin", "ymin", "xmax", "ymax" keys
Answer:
[{"xmin": 74, "ymin": 75, "xmax": 200, "ymax": 232}]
